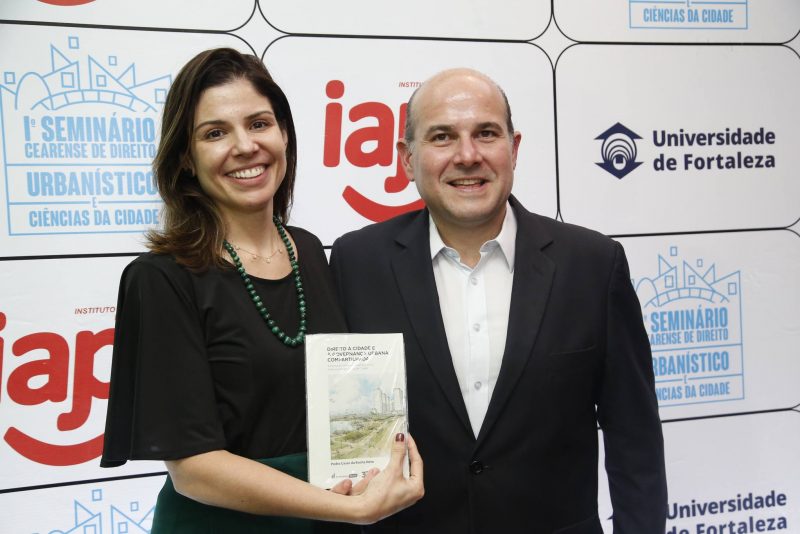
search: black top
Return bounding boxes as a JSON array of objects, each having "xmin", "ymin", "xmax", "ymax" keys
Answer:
[{"xmin": 101, "ymin": 227, "xmax": 347, "ymax": 467}]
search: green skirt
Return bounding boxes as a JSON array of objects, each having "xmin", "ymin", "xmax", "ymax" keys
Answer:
[{"xmin": 151, "ymin": 452, "xmax": 358, "ymax": 534}]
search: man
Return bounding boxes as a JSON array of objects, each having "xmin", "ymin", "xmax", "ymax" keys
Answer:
[{"xmin": 330, "ymin": 68, "xmax": 667, "ymax": 533}]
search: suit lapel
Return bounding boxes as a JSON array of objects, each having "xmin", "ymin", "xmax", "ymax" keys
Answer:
[
  {"xmin": 391, "ymin": 210, "xmax": 473, "ymax": 436},
  {"xmin": 476, "ymin": 199, "xmax": 555, "ymax": 445}
]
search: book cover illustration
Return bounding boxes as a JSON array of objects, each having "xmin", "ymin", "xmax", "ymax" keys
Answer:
[{"xmin": 305, "ymin": 333, "xmax": 408, "ymax": 489}]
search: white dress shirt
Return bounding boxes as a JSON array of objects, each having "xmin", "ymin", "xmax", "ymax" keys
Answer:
[{"xmin": 429, "ymin": 204, "xmax": 517, "ymax": 438}]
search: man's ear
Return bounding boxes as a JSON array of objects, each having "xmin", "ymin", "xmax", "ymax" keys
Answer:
[
  {"xmin": 396, "ymin": 139, "xmax": 414, "ymax": 181},
  {"xmin": 511, "ymin": 131, "xmax": 522, "ymax": 170}
]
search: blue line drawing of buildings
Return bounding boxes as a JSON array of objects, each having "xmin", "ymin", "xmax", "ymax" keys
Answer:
[
  {"xmin": 636, "ymin": 249, "xmax": 741, "ymax": 309},
  {"xmin": 36, "ymin": 488, "xmax": 155, "ymax": 534},
  {"xmin": 1, "ymin": 40, "xmax": 170, "ymax": 113}
]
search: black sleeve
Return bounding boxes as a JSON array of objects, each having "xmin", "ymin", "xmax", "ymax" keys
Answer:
[
  {"xmin": 101, "ymin": 255, "xmax": 225, "ymax": 467},
  {"xmin": 328, "ymin": 238, "xmax": 347, "ymax": 323},
  {"xmin": 599, "ymin": 242, "xmax": 668, "ymax": 532}
]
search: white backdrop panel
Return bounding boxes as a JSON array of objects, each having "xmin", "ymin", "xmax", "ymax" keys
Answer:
[
  {"xmin": 0, "ymin": 2, "xmax": 797, "ymax": 531},
  {"xmin": 0, "ymin": 0, "xmax": 255, "ymax": 30},
  {"xmin": 0, "ymin": 256, "xmax": 163, "ymax": 491},
  {"xmin": 265, "ymin": 38, "xmax": 557, "ymax": 245},
  {"xmin": 557, "ymin": 44, "xmax": 800, "ymax": 234},
  {"xmin": 0, "ymin": 25, "xmax": 253, "ymax": 256},
  {"xmin": 597, "ymin": 412, "xmax": 800, "ymax": 532},
  {"xmin": 554, "ymin": 0, "xmax": 800, "ymax": 43},
  {"xmin": 259, "ymin": 0, "xmax": 550, "ymax": 40},
  {"xmin": 620, "ymin": 230, "xmax": 800, "ymax": 420}
]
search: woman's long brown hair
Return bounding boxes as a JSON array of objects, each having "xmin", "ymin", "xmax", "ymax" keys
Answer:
[{"xmin": 146, "ymin": 48, "xmax": 298, "ymax": 270}]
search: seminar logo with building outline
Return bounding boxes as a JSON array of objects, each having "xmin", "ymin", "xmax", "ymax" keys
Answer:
[
  {"xmin": 634, "ymin": 246, "xmax": 745, "ymax": 407},
  {"xmin": 0, "ymin": 37, "xmax": 169, "ymax": 236}
]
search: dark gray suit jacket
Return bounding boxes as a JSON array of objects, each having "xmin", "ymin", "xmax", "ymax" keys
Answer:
[{"xmin": 329, "ymin": 197, "xmax": 667, "ymax": 534}]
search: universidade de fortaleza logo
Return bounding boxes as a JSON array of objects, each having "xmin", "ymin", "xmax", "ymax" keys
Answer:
[{"xmin": 595, "ymin": 122, "xmax": 643, "ymax": 179}]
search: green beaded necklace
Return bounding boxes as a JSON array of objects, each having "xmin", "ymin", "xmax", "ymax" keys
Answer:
[{"xmin": 222, "ymin": 215, "xmax": 307, "ymax": 347}]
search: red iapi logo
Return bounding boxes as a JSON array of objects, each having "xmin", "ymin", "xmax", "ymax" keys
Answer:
[
  {"xmin": 37, "ymin": 0, "xmax": 96, "ymax": 5},
  {"xmin": 0, "ymin": 311, "xmax": 112, "ymax": 466},
  {"xmin": 323, "ymin": 80, "xmax": 424, "ymax": 222}
]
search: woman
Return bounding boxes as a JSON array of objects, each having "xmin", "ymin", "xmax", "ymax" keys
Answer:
[{"xmin": 100, "ymin": 48, "xmax": 423, "ymax": 532}]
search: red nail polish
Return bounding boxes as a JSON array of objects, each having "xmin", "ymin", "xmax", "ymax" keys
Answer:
[{"xmin": 395, "ymin": 433, "xmax": 405, "ymax": 442}]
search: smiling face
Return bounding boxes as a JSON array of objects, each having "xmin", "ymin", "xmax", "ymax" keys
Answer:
[
  {"xmin": 189, "ymin": 78, "xmax": 288, "ymax": 224},
  {"xmin": 398, "ymin": 69, "xmax": 521, "ymax": 238}
]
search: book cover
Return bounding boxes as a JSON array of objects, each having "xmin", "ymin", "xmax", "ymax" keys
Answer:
[{"xmin": 305, "ymin": 333, "xmax": 408, "ymax": 489}]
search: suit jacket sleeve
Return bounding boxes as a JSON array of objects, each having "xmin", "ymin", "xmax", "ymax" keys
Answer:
[
  {"xmin": 599, "ymin": 242, "xmax": 668, "ymax": 533},
  {"xmin": 329, "ymin": 240, "xmax": 346, "ymax": 316}
]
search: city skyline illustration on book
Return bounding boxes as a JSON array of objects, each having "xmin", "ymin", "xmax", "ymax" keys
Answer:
[{"xmin": 305, "ymin": 333, "xmax": 409, "ymax": 488}]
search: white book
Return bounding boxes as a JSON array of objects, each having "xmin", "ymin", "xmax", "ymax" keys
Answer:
[{"xmin": 305, "ymin": 333, "xmax": 409, "ymax": 489}]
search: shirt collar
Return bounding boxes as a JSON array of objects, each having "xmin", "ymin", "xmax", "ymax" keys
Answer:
[{"xmin": 428, "ymin": 201, "xmax": 517, "ymax": 272}]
